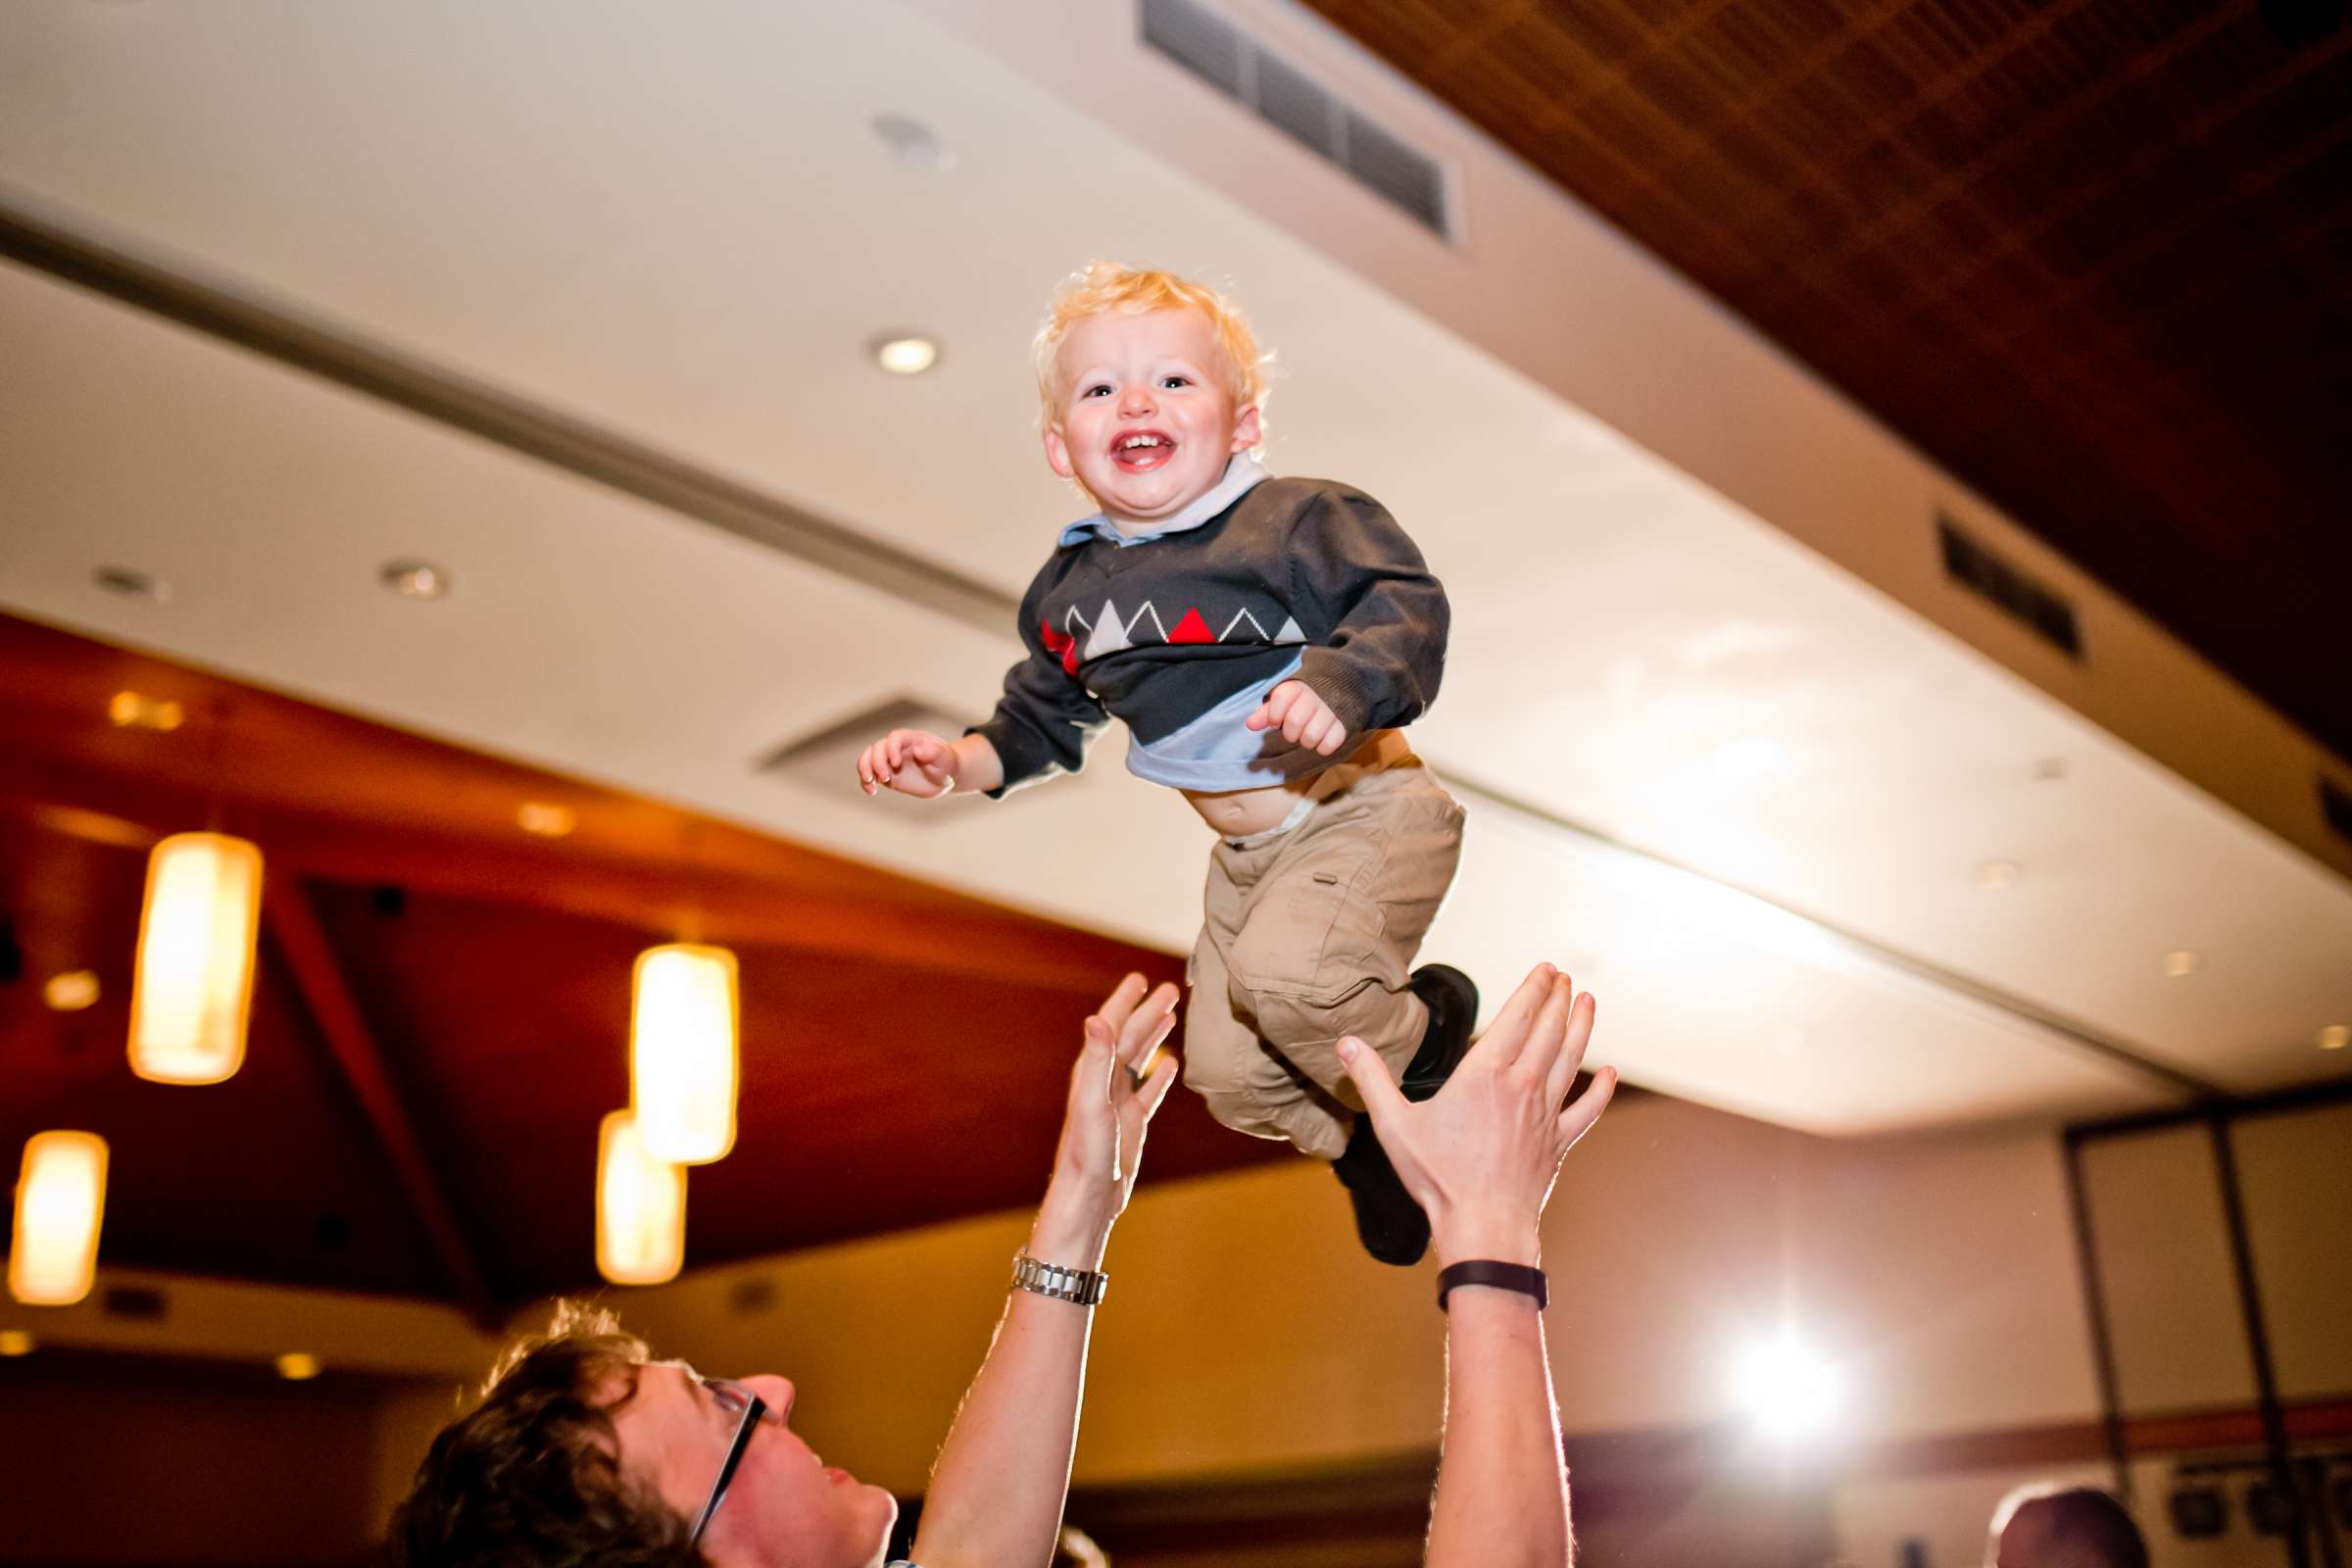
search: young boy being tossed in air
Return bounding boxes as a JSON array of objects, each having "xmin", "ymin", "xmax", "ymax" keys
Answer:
[{"xmin": 856, "ymin": 264, "xmax": 1472, "ymax": 1265}]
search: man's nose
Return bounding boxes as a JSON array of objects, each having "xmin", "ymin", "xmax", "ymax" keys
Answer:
[{"xmin": 744, "ymin": 1374, "xmax": 795, "ymax": 1421}]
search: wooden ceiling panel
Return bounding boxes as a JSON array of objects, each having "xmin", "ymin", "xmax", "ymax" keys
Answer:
[
  {"xmin": 1303, "ymin": 0, "xmax": 2352, "ymax": 760},
  {"xmin": 0, "ymin": 612, "xmax": 1278, "ymax": 1308},
  {"xmin": 0, "ymin": 823, "xmax": 451, "ymax": 1298}
]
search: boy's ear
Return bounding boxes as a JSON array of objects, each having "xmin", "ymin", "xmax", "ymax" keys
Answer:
[
  {"xmin": 1043, "ymin": 423, "xmax": 1076, "ymax": 479},
  {"xmin": 1231, "ymin": 404, "xmax": 1263, "ymax": 451}
]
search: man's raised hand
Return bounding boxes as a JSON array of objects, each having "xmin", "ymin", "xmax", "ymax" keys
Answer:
[
  {"xmin": 1336, "ymin": 963, "xmax": 1615, "ymax": 1264},
  {"xmin": 1053, "ymin": 973, "xmax": 1181, "ymax": 1205}
]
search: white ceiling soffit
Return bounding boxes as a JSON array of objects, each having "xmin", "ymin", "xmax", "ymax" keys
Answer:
[{"xmin": 0, "ymin": 1, "xmax": 2345, "ymax": 1133}]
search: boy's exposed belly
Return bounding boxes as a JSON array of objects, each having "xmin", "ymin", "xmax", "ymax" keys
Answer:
[{"xmin": 1180, "ymin": 729, "xmax": 1410, "ymax": 838}]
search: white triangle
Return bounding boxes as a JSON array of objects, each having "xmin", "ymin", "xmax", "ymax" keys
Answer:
[
  {"xmin": 1126, "ymin": 603, "xmax": 1167, "ymax": 643},
  {"xmin": 1222, "ymin": 609, "xmax": 1269, "ymax": 643},
  {"xmin": 1083, "ymin": 599, "xmax": 1132, "ymax": 659},
  {"xmin": 1274, "ymin": 615, "xmax": 1306, "ymax": 644}
]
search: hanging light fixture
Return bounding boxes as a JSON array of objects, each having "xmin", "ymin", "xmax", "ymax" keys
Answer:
[
  {"xmin": 596, "ymin": 1110, "xmax": 685, "ymax": 1286},
  {"xmin": 10, "ymin": 1131, "xmax": 109, "ymax": 1306},
  {"xmin": 129, "ymin": 832, "xmax": 263, "ymax": 1085},
  {"xmin": 629, "ymin": 943, "xmax": 738, "ymax": 1164}
]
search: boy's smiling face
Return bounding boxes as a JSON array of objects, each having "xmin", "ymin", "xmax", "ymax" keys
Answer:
[{"xmin": 1044, "ymin": 308, "xmax": 1261, "ymax": 533}]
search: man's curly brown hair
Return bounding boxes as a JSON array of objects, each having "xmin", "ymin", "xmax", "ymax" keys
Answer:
[{"xmin": 389, "ymin": 1300, "xmax": 703, "ymax": 1568}]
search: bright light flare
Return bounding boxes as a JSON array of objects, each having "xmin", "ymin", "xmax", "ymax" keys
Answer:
[
  {"xmin": 9, "ymin": 1131, "xmax": 108, "ymax": 1306},
  {"xmin": 129, "ymin": 832, "xmax": 263, "ymax": 1085},
  {"xmin": 1733, "ymin": 1331, "xmax": 1840, "ymax": 1439},
  {"xmin": 597, "ymin": 1110, "xmax": 686, "ymax": 1286},
  {"xmin": 629, "ymin": 944, "xmax": 739, "ymax": 1165}
]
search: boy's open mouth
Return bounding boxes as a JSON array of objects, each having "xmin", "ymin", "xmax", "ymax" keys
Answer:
[{"xmin": 1110, "ymin": 428, "xmax": 1176, "ymax": 473}]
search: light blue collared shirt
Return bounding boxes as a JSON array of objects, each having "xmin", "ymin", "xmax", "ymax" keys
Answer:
[{"xmin": 1056, "ymin": 453, "xmax": 1272, "ymax": 548}]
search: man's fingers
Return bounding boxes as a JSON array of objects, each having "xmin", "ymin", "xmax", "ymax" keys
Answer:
[
  {"xmin": 1467, "ymin": 962, "xmax": 1556, "ymax": 1071},
  {"xmin": 1120, "ymin": 985, "xmax": 1179, "ymax": 1062},
  {"xmin": 1515, "ymin": 974, "xmax": 1575, "ymax": 1086},
  {"xmin": 1557, "ymin": 1064, "xmax": 1617, "ymax": 1149},
  {"xmin": 1544, "ymin": 992, "xmax": 1595, "ymax": 1108},
  {"xmin": 1095, "ymin": 971, "xmax": 1150, "ymax": 1035},
  {"xmin": 1136, "ymin": 1052, "xmax": 1180, "ymax": 1118},
  {"xmin": 1080, "ymin": 1015, "xmax": 1113, "ymax": 1060},
  {"xmin": 1336, "ymin": 1035, "xmax": 1409, "ymax": 1129}
]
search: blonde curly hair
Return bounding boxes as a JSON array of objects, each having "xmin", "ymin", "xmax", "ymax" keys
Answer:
[{"xmin": 1033, "ymin": 262, "xmax": 1272, "ymax": 449}]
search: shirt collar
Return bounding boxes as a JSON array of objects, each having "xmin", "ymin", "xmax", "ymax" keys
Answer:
[{"xmin": 1056, "ymin": 453, "xmax": 1272, "ymax": 548}]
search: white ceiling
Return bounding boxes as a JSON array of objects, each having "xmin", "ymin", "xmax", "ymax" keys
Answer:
[{"xmin": 2, "ymin": 0, "xmax": 2346, "ymax": 1136}]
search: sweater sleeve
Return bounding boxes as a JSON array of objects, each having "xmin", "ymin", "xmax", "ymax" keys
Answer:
[
  {"xmin": 967, "ymin": 564, "xmax": 1109, "ymax": 798},
  {"xmin": 1287, "ymin": 484, "xmax": 1449, "ymax": 736}
]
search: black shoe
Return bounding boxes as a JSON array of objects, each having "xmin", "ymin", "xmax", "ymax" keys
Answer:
[
  {"xmin": 1399, "ymin": 964, "xmax": 1480, "ymax": 1102},
  {"xmin": 1333, "ymin": 1113, "xmax": 1430, "ymax": 1266}
]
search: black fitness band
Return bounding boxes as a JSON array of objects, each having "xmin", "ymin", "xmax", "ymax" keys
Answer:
[{"xmin": 1436, "ymin": 1260, "xmax": 1547, "ymax": 1310}]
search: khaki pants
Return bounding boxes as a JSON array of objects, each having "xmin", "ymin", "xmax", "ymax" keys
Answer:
[{"xmin": 1184, "ymin": 758, "xmax": 1466, "ymax": 1160}]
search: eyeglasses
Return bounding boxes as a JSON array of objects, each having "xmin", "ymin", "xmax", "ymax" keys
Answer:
[{"xmin": 689, "ymin": 1376, "xmax": 767, "ymax": 1544}]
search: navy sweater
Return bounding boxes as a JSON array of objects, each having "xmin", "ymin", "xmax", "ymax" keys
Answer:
[{"xmin": 971, "ymin": 476, "xmax": 1448, "ymax": 795}]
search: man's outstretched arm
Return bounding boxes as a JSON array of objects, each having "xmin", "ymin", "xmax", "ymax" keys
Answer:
[
  {"xmin": 910, "ymin": 975, "xmax": 1179, "ymax": 1568},
  {"xmin": 1339, "ymin": 964, "xmax": 1617, "ymax": 1568}
]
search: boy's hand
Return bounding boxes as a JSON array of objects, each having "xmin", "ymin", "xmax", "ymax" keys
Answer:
[
  {"xmin": 858, "ymin": 728, "xmax": 961, "ymax": 798},
  {"xmin": 1246, "ymin": 679, "xmax": 1348, "ymax": 756}
]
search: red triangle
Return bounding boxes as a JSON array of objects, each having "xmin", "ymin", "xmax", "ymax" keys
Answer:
[{"xmin": 1168, "ymin": 608, "xmax": 1215, "ymax": 644}]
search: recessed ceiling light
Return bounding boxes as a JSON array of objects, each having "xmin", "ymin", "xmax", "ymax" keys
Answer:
[
  {"xmin": 380, "ymin": 560, "xmax": 451, "ymax": 600},
  {"xmin": 43, "ymin": 971, "xmax": 100, "ymax": 1012},
  {"xmin": 516, "ymin": 802, "xmax": 577, "ymax": 838},
  {"xmin": 1976, "ymin": 860, "xmax": 2020, "ymax": 891},
  {"xmin": 107, "ymin": 691, "xmax": 184, "ymax": 732},
  {"xmin": 871, "ymin": 334, "xmax": 941, "ymax": 375},
  {"xmin": 275, "ymin": 1351, "xmax": 321, "ymax": 1381},
  {"xmin": 0, "ymin": 1330, "xmax": 32, "ymax": 1357},
  {"xmin": 2321, "ymin": 1024, "xmax": 2350, "ymax": 1052},
  {"xmin": 2033, "ymin": 758, "xmax": 2068, "ymax": 782},
  {"xmin": 93, "ymin": 565, "xmax": 171, "ymax": 602},
  {"xmin": 870, "ymin": 113, "xmax": 953, "ymax": 171},
  {"xmin": 2164, "ymin": 950, "xmax": 2200, "ymax": 978}
]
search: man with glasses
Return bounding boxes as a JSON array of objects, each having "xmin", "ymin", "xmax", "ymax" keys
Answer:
[{"xmin": 391, "ymin": 963, "xmax": 1613, "ymax": 1568}]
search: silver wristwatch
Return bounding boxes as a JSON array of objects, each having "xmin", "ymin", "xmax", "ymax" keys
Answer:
[{"xmin": 1011, "ymin": 1251, "xmax": 1108, "ymax": 1306}]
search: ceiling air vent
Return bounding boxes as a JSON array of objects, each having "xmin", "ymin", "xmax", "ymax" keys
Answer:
[
  {"xmin": 1140, "ymin": 0, "xmax": 1454, "ymax": 238},
  {"xmin": 1937, "ymin": 514, "xmax": 2082, "ymax": 660}
]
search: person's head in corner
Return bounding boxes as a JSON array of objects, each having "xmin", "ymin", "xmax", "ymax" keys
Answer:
[
  {"xmin": 1986, "ymin": 1482, "xmax": 2149, "ymax": 1568},
  {"xmin": 390, "ymin": 1300, "xmax": 897, "ymax": 1568}
]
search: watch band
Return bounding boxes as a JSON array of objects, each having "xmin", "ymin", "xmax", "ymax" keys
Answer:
[
  {"xmin": 1011, "ymin": 1251, "xmax": 1108, "ymax": 1306},
  {"xmin": 1436, "ymin": 1259, "xmax": 1546, "ymax": 1311}
]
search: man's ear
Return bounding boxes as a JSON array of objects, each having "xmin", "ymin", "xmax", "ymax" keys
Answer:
[
  {"xmin": 1231, "ymin": 404, "xmax": 1263, "ymax": 452},
  {"xmin": 1043, "ymin": 424, "xmax": 1075, "ymax": 479}
]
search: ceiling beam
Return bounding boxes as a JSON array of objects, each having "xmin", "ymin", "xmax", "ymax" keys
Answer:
[
  {"xmin": 263, "ymin": 875, "xmax": 502, "ymax": 1327},
  {"xmin": 0, "ymin": 756, "xmax": 1157, "ymax": 995}
]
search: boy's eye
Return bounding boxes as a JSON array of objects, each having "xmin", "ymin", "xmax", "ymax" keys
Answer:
[
  {"xmin": 1083, "ymin": 383, "xmax": 1112, "ymax": 398},
  {"xmin": 1159, "ymin": 375, "xmax": 1190, "ymax": 389}
]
